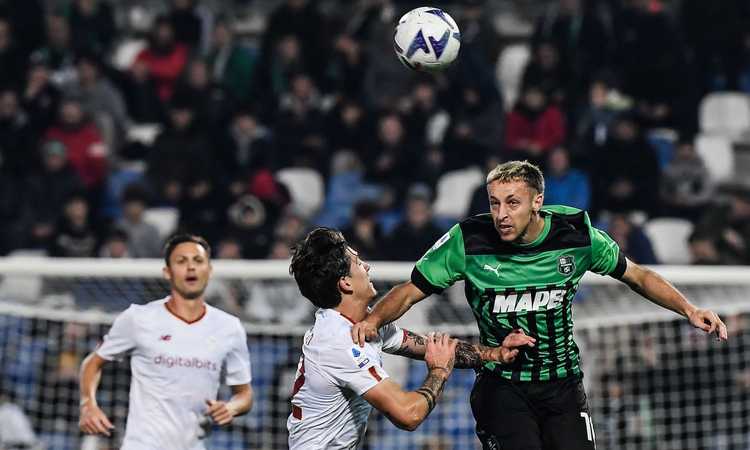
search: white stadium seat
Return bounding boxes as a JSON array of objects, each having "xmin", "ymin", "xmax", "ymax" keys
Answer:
[
  {"xmin": 694, "ymin": 134, "xmax": 735, "ymax": 183},
  {"xmin": 276, "ymin": 168, "xmax": 324, "ymax": 219},
  {"xmin": 699, "ymin": 92, "xmax": 750, "ymax": 138},
  {"xmin": 112, "ymin": 39, "xmax": 146, "ymax": 70},
  {"xmin": 643, "ymin": 218, "xmax": 694, "ymax": 265},
  {"xmin": 143, "ymin": 207, "xmax": 179, "ymax": 241},
  {"xmin": 496, "ymin": 44, "xmax": 531, "ymax": 111},
  {"xmin": 432, "ymin": 166, "xmax": 484, "ymax": 219}
]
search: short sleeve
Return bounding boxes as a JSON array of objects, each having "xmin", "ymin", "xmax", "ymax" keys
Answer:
[
  {"xmin": 379, "ymin": 322, "xmax": 405, "ymax": 354},
  {"xmin": 589, "ymin": 225, "xmax": 625, "ymax": 277},
  {"xmin": 96, "ymin": 306, "xmax": 138, "ymax": 361},
  {"xmin": 412, "ymin": 224, "xmax": 466, "ymax": 294},
  {"xmin": 224, "ymin": 319, "xmax": 252, "ymax": 385},
  {"xmin": 324, "ymin": 343, "xmax": 389, "ymax": 396}
]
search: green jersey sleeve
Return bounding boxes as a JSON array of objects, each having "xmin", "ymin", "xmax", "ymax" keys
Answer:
[
  {"xmin": 411, "ymin": 224, "xmax": 466, "ymax": 294},
  {"xmin": 588, "ymin": 215, "xmax": 627, "ymax": 277}
]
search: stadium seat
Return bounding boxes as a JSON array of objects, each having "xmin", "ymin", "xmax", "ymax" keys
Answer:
[
  {"xmin": 695, "ymin": 134, "xmax": 735, "ymax": 183},
  {"xmin": 433, "ymin": 166, "xmax": 485, "ymax": 220},
  {"xmin": 143, "ymin": 207, "xmax": 179, "ymax": 241},
  {"xmin": 699, "ymin": 92, "xmax": 750, "ymax": 138},
  {"xmin": 111, "ymin": 39, "xmax": 146, "ymax": 70},
  {"xmin": 276, "ymin": 168, "xmax": 325, "ymax": 219},
  {"xmin": 643, "ymin": 218, "xmax": 694, "ymax": 264},
  {"xmin": 496, "ymin": 44, "xmax": 531, "ymax": 111},
  {"xmin": 126, "ymin": 123, "xmax": 162, "ymax": 146}
]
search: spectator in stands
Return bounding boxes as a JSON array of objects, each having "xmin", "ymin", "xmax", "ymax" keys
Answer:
[
  {"xmin": 32, "ymin": 14, "xmax": 76, "ymax": 85},
  {"xmin": 324, "ymin": 33, "xmax": 366, "ymax": 97},
  {"xmin": 178, "ymin": 175, "xmax": 229, "ymax": 245},
  {"xmin": 531, "ymin": 0, "xmax": 610, "ymax": 101},
  {"xmin": 275, "ymin": 72, "xmax": 327, "ymax": 171},
  {"xmin": 168, "ymin": 0, "xmax": 203, "ymax": 50},
  {"xmin": 341, "ymin": 201, "xmax": 384, "ymax": 261},
  {"xmin": 544, "ymin": 146, "xmax": 591, "ymax": 210},
  {"xmin": 20, "ymin": 140, "xmax": 84, "ymax": 251},
  {"xmin": 0, "ymin": 174, "xmax": 23, "ymax": 255},
  {"xmin": 225, "ymin": 193, "xmax": 276, "ymax": 258},
  {"xmin": 217, "ymin": 106, "xmax": 274, "ymax": 190},
  {"xmin": 67, "ymin": 0, "xmax": 116, "ymax": 54},
  {"xmin": 455, "ymin": 0, "xmax": 503, "ymax": 90},
  {"xmin": 122, "ymin": 56, "xmax": 166, "ymax": 125},
  {"xmin": 98, "ymin": 228, "xmax": 130, "ymax": 258},
  {"xmin": 660, "ymin": 138, "xmax": 713, "ymax": 219},
  {"xmin": 402, "ymin": 79, "xmax": 444, "ymax": 150},
  {"xmin": 607, "ymin": 213, "xmax": 658, "ymax": 264},
  {"xmin": 22, "ymin": 55, "xmax": 62, "ymax": 134},
  {"xmin": 133, "ymin": 16, "xmax": 188, "ymax": 102},
  {"xmin": 116, "ymin": 184, "xmax": 161, "ymax": 258},
  {"xmin": 739, "ymin": 28, "xmax": 750, "ymax": 95},
  {"xmin": 0, "ymin": 16, "xmax": 27, "ymax": 89},
  {"xmin": 572, "ymin": 77, "xmax": 626, "ymax": 167},
  {"xmin": 468, "ymin": 154, "xmax": 503, "ymax": 217},
  {"xmin": 173, "ymin": 58, "xmax": 231, "ymax": 130},
  {"xmin": 522, "ymin": 42, "xmax": 568, "ymax": 106},
  {"xmin": 43, "ymin": 95, "xmax": 108, "ymax": 191},
  {"xmin": 0, "ymin": 393, "xmax": 40, "ymax": 450},
  {"xmin": 65, "ymin": 50, "xmax": 130, "ymax": 151},
  {"xmin": 325, "ymin": 98, "xmax": 371, "ymax": 156},
  {"xmin": 445, "ymin": 80, "xmax": 504, "ymax": 162},
  {"xmin": 385, "ymin": 184, "xmax": 443, "ymax": 261},
  {"xmin": 504, "ymin": 84, "xmax": 565, "ymax": 165},
  {"xmin": 591, "ymin": 112, "xmax": 659, "ymax": 216},
  {"xmin": 49, "ymin": 192, "xmax": 99, "ymax": 257},
  {"xmin": 363, "ymin": 112, "xmax": 417, "ymax": 203},
  {"xmin": 147, "ymin": 97, "xmax": 211, "ymax": 205},
  {"xmin": 207, "ymin": 16, "xmax": 256, "ymax": 103},
  {"xmin": 691, "ymin": 187, "xmax": 750, "ymax": 265},
  {"xmin": 0, "ymin": 87, "xmax": 34, "ymax": 178}
]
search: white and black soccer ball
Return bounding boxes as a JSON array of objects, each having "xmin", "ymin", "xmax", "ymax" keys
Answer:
[{"xmin": 394, "ymin": 7, "xmax": 461, "ymax": 72}]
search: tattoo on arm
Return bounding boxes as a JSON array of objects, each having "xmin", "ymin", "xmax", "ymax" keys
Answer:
[
  {"xmin": 454, "ymin": 342, "xmax": 483, "ymax": 369},
  {"xmin": 415, "ymin": 370, "xmax": 448, "ymax": 414},
  {"xmin": 390, "ymin": 330, "xmax": 426, "ymax": 359}
]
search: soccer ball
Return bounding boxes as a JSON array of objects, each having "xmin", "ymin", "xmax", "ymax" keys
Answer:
[{"xmin": 394, "ymin": 7, "xmax": 461, "ymax": 72}]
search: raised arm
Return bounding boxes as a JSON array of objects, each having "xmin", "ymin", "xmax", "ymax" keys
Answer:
[
  {"xmin": 79, "ymin": 353, "xmax": 115, "ymax": 436},
  {"xmin": 388, "ymin": 329, "xmax": 536, "ymax": 367},
  {"xmin": 619, "ymin": 257, "xmax": 727, "ymax": 340},
  {"xmin": 362, "ymin": 333, "xmax": 456, "ymax": 431},
  {"xmin": 352, "ymin": 281, "xmax": 428, "ymax": 346}
]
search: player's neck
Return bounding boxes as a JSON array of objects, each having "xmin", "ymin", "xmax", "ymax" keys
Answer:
[
  {"xmin": 334, "ymin": 296, "xmax": 368, "ymax": 323},
  {"xmin": 519, "ymin": 213, "xmax": 545, "ymax": 244},
  {"xmin": 166, "ymin": 294, "xmax": 207, "ymax": 323}
]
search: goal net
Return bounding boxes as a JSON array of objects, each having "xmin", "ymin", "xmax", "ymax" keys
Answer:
[{"xmin": 0, "ymin": 257, "xmax": 748, "ymax": 450}]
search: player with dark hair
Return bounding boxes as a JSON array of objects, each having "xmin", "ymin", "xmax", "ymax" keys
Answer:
[
  {"xmin": 79, "ymin": 233, "xmax": 253, "ymax": 450},
  {"xmin": 351, "ymin": 160, "xmax": 728, "ymax": 450},
  {"xmin": 286, "ymin": 227, "xmax": 535, "ymax": 449}
]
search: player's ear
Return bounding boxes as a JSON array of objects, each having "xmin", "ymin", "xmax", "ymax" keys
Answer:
[
  {"xmin": 532, "ymin": 191, "xmax": 544, "ymax": 213},
  {"xmin": 162, "ymin": 265, "xmax": 172, "ymax": 282},
  {"xmin": 338, "ymin": 276, "xmax": 353, "ymax": 295}
]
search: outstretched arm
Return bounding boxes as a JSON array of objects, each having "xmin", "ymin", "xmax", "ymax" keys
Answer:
[
  {"xmin": 620, "ymin": 257, "xmax": 727, "ymax": 341},
  {"xmin": 352, "ymin": 281, "xmax": 429, "ymax": 346},
  {"xmin": 388, "ymin": 329, "xmax": 536, "ymax": 367}
]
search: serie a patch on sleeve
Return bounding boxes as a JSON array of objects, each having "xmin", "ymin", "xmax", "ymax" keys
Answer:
[{"xmin": 350, "ymin": 347, "xmax": 371, "ymax": 369}]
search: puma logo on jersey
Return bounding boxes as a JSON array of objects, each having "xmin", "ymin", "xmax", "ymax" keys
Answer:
[
  {"xmin": 492, "ymin": 289, "xmax": 567, "ymax": 313},
  {"xmin": 482, "ymin": 263, "xmax": 502, "ymax": 276}
]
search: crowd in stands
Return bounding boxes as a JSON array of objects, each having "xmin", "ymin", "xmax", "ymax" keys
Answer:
[{"xmin": 1, "ymin": 0, "xmax": 750, "ymax": 265}]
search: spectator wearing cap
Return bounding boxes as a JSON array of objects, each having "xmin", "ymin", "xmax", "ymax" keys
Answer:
[
  {"xmin": 20, "ymin": 140, "xmax": 84, "ymax": 250},
  {"xmin": 115, "ymin": 184, "xmax": 161, "ymax": 258},
  {"xmin": 65, "ymin": 50, "xmax": 130, "ymax": 150},
  {"xmin": 591, "ymin": 111, "xmax": 660, "ymax": 216},
  {"xmin": 132, "ymin": 16, "xmax": 188, "ymax": 102},
  {"xmin": 384, "ymin": 184, "xmax": 444, "ymax": 261},
  {"xmin": 67, "ymin": 0, "xmax": 116, "ymax": 54},
  {"xmin": 43, "ymin": 95, "xmax": 108, "ymax": 190},
  {"xmin": 207, "ymin": 16, "xmax": 257, "ymax": 103},
  {"xmin": 544, "ymin": 146, "xmax": 591, "ymax": 211},
  {"xmin": 504, "ymin": 84, "xmax": 566, "ymax": 166}
]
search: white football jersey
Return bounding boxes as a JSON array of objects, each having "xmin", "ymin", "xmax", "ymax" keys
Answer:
[
  {"xmin": 96, "ymin": 297, "xmax": 252, "ymax": 450},
  {"xmin": 287, "ymin": 309, "xmax": 404, "ymax": 450}
]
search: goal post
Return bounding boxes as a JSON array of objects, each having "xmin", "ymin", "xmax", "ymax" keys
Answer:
[{"xmin": 0, "ymin": 258, "xmax": 749, "ymax": 450}]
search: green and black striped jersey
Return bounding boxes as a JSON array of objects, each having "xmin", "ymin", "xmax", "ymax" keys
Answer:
[{"xmin": 411, "ymin": 205, "xmax": 627, "ymax": 382}]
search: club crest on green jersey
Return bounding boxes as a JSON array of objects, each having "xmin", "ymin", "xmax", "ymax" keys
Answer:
[{"xmin": 557, "ymin": 255, "xmax": 575, "ymax": 275}]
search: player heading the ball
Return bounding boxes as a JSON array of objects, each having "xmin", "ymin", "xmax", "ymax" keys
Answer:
[
  {"xmin": 286, "ymin": 228, "xmax": 535, "ymax": 449},
  {"xmin": 79, "ymin": 234, "xmax": 253, "ymax": 450}
]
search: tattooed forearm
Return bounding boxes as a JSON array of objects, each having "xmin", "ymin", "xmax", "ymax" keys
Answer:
[
  {"xmin": 390, "ymin": 330, "xmax": 427, "ymax": 359},
  {"xmin": 454, "ymin": 342, "xmax": 483, "ymax": 369},
  {"xmin": 415, "ymin": 369, "xmax": 448, "ymax": 413}
]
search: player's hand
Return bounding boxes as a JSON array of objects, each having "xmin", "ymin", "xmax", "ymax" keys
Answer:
[
  {"xmin": 688, "ymin": 308, "xmax": 728, "ymax": 341},
  {"xmin": 425, "ymin": 332, "xmax": 458, "ymax": 375},
  {"xmin": 79, "ymin": 402, "xmax": 114, "ymax": 436},
  {"xmin": 205, "ymin": 399, "xmax": 237, "ymax": 426},
  {"xmin": 486, "ymin": 329, "xmax": 536, "ymax": 364},
  {"xmin": 351, "ymin": 318, "xmax": 379, "ymax": 347}
]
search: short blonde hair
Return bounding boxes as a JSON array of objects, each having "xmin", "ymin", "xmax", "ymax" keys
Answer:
[{"xmin": 486, "ymin": 160, "xmax": 545, "ymax": 194}]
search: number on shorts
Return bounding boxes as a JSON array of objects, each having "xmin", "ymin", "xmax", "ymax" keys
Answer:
[{"xmin": 580, "ymin": 411, "xmax": 595, "ymax": 443}]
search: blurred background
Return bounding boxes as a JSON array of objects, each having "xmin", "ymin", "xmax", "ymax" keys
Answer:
[{"xmin": 0, "ymin": 0, "xmax": 749, "ymax": 449}]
